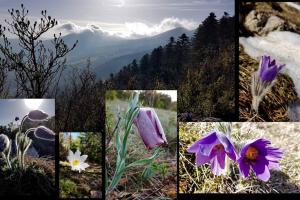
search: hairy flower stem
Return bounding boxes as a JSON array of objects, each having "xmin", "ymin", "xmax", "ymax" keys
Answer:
[
  {"xmin": 251, "ymin": 73, "xmax": 275, "ymax": 114},
  {"xmin": 19, "ymin": 115, "xmax": 28, "ymax": 133},
  {"xmin": 1, "ymin": 152, "xmax": 11, "ymax": 169},
  {"xmin": 252, "ymin": 95, "xmax": 262, "ymax": 114}
]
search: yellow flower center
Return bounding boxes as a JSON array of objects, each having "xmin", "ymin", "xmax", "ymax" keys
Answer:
[
  {"xmin": 72, "ymin": 159, "xmax": 80, "ymax": 166},
  {"xmin": 245, "ymin": 146, "xmax": 258, "ymax": 160},
  {"xmin": 213, "ymin": 144, "xmax": 224, "ymax": 151}
]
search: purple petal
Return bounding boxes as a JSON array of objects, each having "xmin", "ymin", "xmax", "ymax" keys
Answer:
[
  {"xmin": 196, "ymin": 131, "xmax": 218, "ymax": 145},
  {"xmin": 216, "ymin": 132, "xmax": 237, "ymax": 161},
  {"xmin": 258, "ymin": 55, "xmax": 285, "ymax": 82},
  {"xmin": 259, "ymin": 55, "xmax": 270, "ymax": 77},
  {"xmin": 244, "ymin": 138, "xmax": 269, "ymax": 157},
  {"xmin": 238, "ymin": 159, "xmax": 251, "ymax": 178},
  {"xmin": 187, "ymin": 132, "xmax": 218, "ymax": 156},
  {"xmin": 256, "ymin": 165, "xmax": 271, "ymax": 182},
  {"xmin": 198, "ymin": 140, "xmax": 220, "ymax": 156},
  {"xmin": 251, "ymin": 138, "xmax": 271, "ymax": 148},
  {"xmin": 34, "ymin": 126, "xmax": 55, "ymax": 141},
  {"xmin": 195, "ymin": 151, "xmax": 210, "ymax": 166},
  {"xmin": 268, "ymin": 160, "xmax": 280, "ymax": 170},
  {"xmin": 260, "ymin": 66, "xmax": 278, "ymax": 82},
  {"xmin": 28, "ymin": 110, "xmax": 48, "ymax": 121},
  {"xmin": 151, "ymin": 109, "xmax": 168, "ymax": 144},
  {"xmin": 252, "ymin": 156, "xmax": 269, "ymax": 179},
  {"xmin": 210, "ymin": 155, "xmax": 224, "ymax": 176},
  {"xmin": 266, "ymin": 147, "xmax": 283, "ymax": 161},
  {"xmin": 269, "ymin": 58, "xmax": 276, "ymax": 66},
  {"xmin": 134, "ymin": 108, "xmax": 166, "ymax": 149},
  {"xmin": 278, "ymin": 64, "xmax": 285, "ymax": 71},
  {"xmin": 216, "ymin": 149, "xmax": 226, "ymax": 169},
  {"xmin": 187, "ymin": 140, "xmax": 202, "ymax": 153}
]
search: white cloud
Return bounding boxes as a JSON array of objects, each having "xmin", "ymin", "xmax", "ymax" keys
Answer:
[
  {"xmin": 123, "ymin": 17, "xmax": 197, "ymax": 38},
  {"xmin": 102, "ymin": 0, "xmax": 125, "ymax": 7},
  {"xmin": 40, "ymin": 21, "xmax": 113, "ymax": 38}
]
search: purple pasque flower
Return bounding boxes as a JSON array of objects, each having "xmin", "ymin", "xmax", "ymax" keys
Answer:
[
  {"xmin": 28, "ymin": 110, "xmax": 48, "ymax": 121},
  {"xmin": 187, "ymin": 131, "xmax": 237, "ymax": 176},
  {"xmin": 34, "ymin": 126, "xmax": 55, "ymax": 141},
  {"xmin": 258, "ymin": 55, "xmax": 285, "ymax": 82},
  {"xmin": 0, "ymin": 134, "xmax": 10, "ymax": 152},
  {"xmin": 237, "ymin": 138, "xmax": 283, "ymax": 182},
  {"xmin": 133, "ymin": 107, "xmax": 167, "ymax": 150}
]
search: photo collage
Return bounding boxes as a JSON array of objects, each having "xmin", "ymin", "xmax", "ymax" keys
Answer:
[{"xmin": 0, "ymin": 0, "xmax": 299, "ymax": 199}]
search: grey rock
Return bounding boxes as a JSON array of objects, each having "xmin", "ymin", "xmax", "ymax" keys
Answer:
[
  {"xmin": 244, "ymin": 10, "xmax": 269, "ymax": 34},
  {"xmin": 287, "ymin": 100, "xmax": 300, "ymax": 122},
  {"xmin": 244, "ymin": 10, "xmax": 299, "ymax": 36},
  {"xmin": 90, "ymin": 190, "xmax": 102, "ymax": 198},
  {"xmin": 261, "ymin": 15, "xmax": 285, "ymax": 35}
]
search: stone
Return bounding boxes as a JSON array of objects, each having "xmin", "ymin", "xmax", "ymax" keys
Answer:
[
  {"xmin": 261, "ymin": 15, "xmax": 285, "ymax": 35},
  {"xmin": 244, "ymin": 10, "xmax": 269, "ymax": 34},
  {"xmin": 90, "ymin": 190, "xmax": 102, "ymax": 198}
]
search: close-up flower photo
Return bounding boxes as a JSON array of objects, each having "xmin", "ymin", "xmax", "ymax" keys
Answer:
[
  {"xmin": 179, "ymin": 122, "xmax": 300, "ymax": 193},
  {"xmin": 0, "ymin": 99, "xmax": 55, "ymax": 196},
  {"xmin": 106, "ymin": 90, "xmax": 177, "ymax": 199},
  {"xmin": 239, "ymin": 2, "xmax": 300, "ymax": 121},
  {"xmin": 59, "ymin": 132, "xmax": 102, "ymax": 198}
]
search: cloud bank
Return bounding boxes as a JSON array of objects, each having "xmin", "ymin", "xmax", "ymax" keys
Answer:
[
  {"xmin": 123, "ymin": 17, "xmax": 197, "ymax": 38},
  {"xmin": 45, "ymin": 17, "xmax": 197, "ymax": 39}
]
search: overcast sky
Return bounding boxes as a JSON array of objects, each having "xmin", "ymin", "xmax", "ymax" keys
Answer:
[
  {"xmin": 0, "ymin": 0, "xmax": 234, "ymax": 38},
  {"xmin": 0, "ymin": 99, "xmax": 55, "ymax": 126}
]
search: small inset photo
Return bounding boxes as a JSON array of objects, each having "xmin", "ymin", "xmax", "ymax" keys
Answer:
[
  {"xmin": 59, "ymin": 132, "xmax": 102, "ymax": 198},
  {"xmin": 0, "ymin": 99, "xmax": 55, "ymax": 196},
  {"xmin": 179, "ymin": 122, "xmax": 300, "ymax": 193},
  {"xmin": 106, "ymin": 90, "xmax": 177, "ymax": 199},
  {"xmin": 239, "ymin": 2, "xmax": 300, "ymax": 121}
]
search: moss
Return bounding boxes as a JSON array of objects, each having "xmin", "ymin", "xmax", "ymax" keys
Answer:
[{"xmin": 59, "ymin": 179, "xmax": 78, "ymax": 198}]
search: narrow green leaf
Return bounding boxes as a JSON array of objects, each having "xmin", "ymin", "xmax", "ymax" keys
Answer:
[{"xmin": 126, "ymin": 148, "xmax": 160, "ymax": 169}]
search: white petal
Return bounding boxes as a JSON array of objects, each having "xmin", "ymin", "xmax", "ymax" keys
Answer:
[
  {"xmin": 79, "ymin": 163, "xmax": 90, "ymax": 170},
  {"xmin": 67, "ymin": 150, "xmax": 74, "ymax": 162},
  {"xmin": 75, "ymin": 149, "xmax": 81, "ymax": 159},
  {"xmin": 80, "ymin": 155, "xmax": 88, "ymax": 162}
]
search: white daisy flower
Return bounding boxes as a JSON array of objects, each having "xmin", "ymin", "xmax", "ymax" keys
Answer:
[{"xmin": 67, "ymin": 149, "xmax": 89, "ymax": 173}]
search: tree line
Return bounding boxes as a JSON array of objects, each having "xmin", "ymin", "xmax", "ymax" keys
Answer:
[{"xmin": 105, "ymin": 12, "xmax": 235, "ymax": 120}]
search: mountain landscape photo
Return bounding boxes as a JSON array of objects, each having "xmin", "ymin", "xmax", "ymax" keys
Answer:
[{"xmin": 0, "ymin": 0, "xmax": 235, "ymax": 131}]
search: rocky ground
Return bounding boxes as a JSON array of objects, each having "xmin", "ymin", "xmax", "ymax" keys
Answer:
[
  {"xmin": 239, "ymin": 2, "xmax": 300, "ymax": 121},
  {"xmin": 59, "ymin": 163, "xmax": 102, "ymax": 198}
]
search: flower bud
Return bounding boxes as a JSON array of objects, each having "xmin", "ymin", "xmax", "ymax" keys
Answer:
[
  {"xmin": 258, "ymin": 55, "xmax": 285, "ymax": 82},
  {"xmin": 0, "ymin": 134, "xmax": 9, "ymax": 152},
  {"xmin": 133, "ymin": 108, "xmax": 167, "ymax": 149},
  {"xmin": 34, "ymin": 126, "xmax": 55, "ymax": 141},
  {"xmin": 28, "ymin": 110, "xmax": 48, "ymax": 121}
]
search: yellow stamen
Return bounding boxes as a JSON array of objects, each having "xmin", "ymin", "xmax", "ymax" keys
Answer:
[
  {"xmin": 245, "ymin": 146, "xmax": 258, "ymax": 160},
  {"xmin": 72, "ymin": 159, "xmax": 80, "ymax": 166}
]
